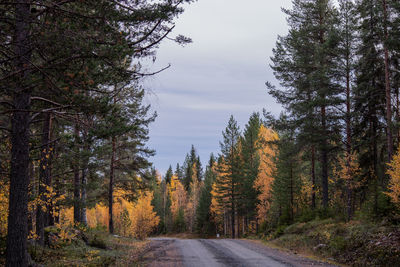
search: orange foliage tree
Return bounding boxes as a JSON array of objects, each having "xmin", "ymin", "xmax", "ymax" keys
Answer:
[{"xmin": 253, "ymin": 125, "xmax": 279, "ymax": 222}]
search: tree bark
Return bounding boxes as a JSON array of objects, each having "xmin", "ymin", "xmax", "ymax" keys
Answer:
[
  {"xmin": 28, "ymin": 162, "xmax": 34, "ymax": 235},
  {"xmin": 290, "ymin": 163, "xmax": 294, "ymax": 222},
  {"xmin": 321, "ymin": 105, "xmax": 329, "ymax": 208},
  {"xmin": 109, "ymin": 136, "xmax": 116, "ymax": 234},
  {"xmin": 345, "ymin": 30, "xmax": 353, "ymax": 220},
  {"xmin": 231, "ymin": 203, "xmax": 235, "ymax": 238},
  {"xmin": 6, "ymin": 1, "xmax": 32, "ymax": 266},
  {"xmin": 80, "ymin": 168, "xmax": 88, "ymax": 226},
  {"xmin": 311, "ymin": 146, "xmax": 316, "ymax": 210},
  {"xmin": 36, "ymin": 112, "xmax": 51, "ymax": 245},
  {"xmin": 80, "ymin": 128, "xmax": 89, "ymax": 226},
  {"xmin": 47, "ymin": 114, "xmax": 54, "ymax": 226},
  {"xmin": 73, "ymin": 121, "xmax": 81, "ymax": 224},
  {"xmin": 382, "ymin": 0, "xmax": 393, "ymax": 162}
]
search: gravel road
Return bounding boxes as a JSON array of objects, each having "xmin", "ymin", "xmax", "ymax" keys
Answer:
[{"xmin": 141, "ymin": 238, "xmax": 337, "ymax": 267}]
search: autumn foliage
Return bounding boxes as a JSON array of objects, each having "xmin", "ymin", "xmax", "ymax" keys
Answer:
[
  {"xmin": 387, "ymin": 146, "xmax": 400, "ymax": 206},
  {"xmin": 59, "ymin": 189, "xmax": 159, "ymax": 239},
  {"xmin": 253, "ymin": 125, "xmax": 279, "ymax": 222},
  {"xmin": 0, "ymin": 181, "xmax": 8, "ymax": 238},
  {"xmin": 131, "ymin": 192, "xmax": 160, "ymax": 240}
]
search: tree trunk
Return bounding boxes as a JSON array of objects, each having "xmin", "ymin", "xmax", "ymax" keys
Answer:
[
  {"xmin": 346, "ymin": 46, "xmax": 353, "ymax": 221},
  {"xmin": 242, "ymin": 216, "xmax": 245, "ymax": 236},
  {"xmin": 231, "ymin": 203, "xmax": 235, "ymax": 238},
  {"xmin": 81, "ymin": 168, "xmax": 88, "ymax": 226},
  {"xmin": 321, "ymin": 105, "xmax": 329, "ymax": 208},
  {"xmin": 396, "ymin": 86, "xmax": 400, "ymax": 145},
  {"xmin": 234, "ymin": 210, "xmax": 238, "ymax": 238},
  {"xmin": 382, "ymin": 0, "xmax": 393, "ymax": 162},
  {"xmin": 290, "ymin": 164, "xmax": 294, "ymax": 222},
  {"xmin": 36, "ymin": 112, "xmax": 51, "ymax": 245},
  {"xmin": 223, "ymin": 210, "xmax": 227, "ymax": 236},
  {"xmin": 28, "ymin": 162, "xmax": 34, "ymax": 235},
  {"xmin": 311, "ymin": 146, "xmax": 316, "ymax": 210},
  {"xmin": 6, "ymin": 1, "xmax": 32, "ymax": 266},
  {"xmin": 73, "ymin": 122, "xmax": 81, "ymax": 224},
  {"xmin": 80, "ymin": 129, "xmax": 89, "ymax": 226},
  {"xmin": 47, "ymin": 114, "xmax": 54, "ymax": 226},
  {"xmin": 109, "ymin": 136, "xmax": 116, "ymax": 234}
]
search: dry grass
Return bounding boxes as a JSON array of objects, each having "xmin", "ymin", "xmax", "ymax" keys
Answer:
[{"xmin": 28, "ymin": 229, "xmax": 149, "ymax": 267}]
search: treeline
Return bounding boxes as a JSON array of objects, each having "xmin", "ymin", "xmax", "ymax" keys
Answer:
[
  {"xmin": 152, "ymin": 0, "xmax": 400, "ymax": 239},
  {"xmin": 0, "ymin": 1, "xmax": 194, "ymax": 266},
  {"xmin": 150, "ymin": 114, "xmax": 279, "ymax": 238}
]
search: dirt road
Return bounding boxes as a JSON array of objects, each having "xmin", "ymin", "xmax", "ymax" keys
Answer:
[{"xmin": 140, "ymin": 238, "xmax": 337, "ymax": 267}]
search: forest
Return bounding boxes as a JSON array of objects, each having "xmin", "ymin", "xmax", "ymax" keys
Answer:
[{"xmin": 1, "ymin": 0, "xmax": 400, "ymax": 266}]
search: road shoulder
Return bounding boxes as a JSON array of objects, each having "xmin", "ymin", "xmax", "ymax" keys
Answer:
[{"xmin": 241, "ymin": 238, "xmax": 341, "ymax": 267}]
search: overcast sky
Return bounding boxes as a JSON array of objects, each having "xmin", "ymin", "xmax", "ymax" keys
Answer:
[{"xmin": 144, "ymin": 0, "xmax": 293, "ymax": 175}]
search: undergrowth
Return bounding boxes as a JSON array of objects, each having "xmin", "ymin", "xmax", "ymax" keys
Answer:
[{"xmin": 262, "ymin": 218, "xmax": 400, "ymax": 266}]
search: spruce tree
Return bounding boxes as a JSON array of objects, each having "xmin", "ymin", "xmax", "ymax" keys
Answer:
[
  {"xmin": 214, "ymin": 115, "xmax": 242, "ymax": 238},
  {"xmin": 165, "ymin": 165, "xmax": 173, "ymax": 184},
  {"xmin": 196, "ymin": 154, "xmax": 217, "ymax": 235},
  {"xmin": 272, "ymin": 132, "xmax": 302, "ymax": 224},
  {"xmin": 240, "ymin": 113, "xmax": 262, "ymax": 229}
]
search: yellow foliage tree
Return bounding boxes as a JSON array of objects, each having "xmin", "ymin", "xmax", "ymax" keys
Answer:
[
  {"xmin": 331, "ymin": 152, "xmax": 361, "ymax": 217},
  {"xmin": 0, "ymin": 181, "xmax": 9, "ymax": 237},
  {"xmin": 253, "ymin": 125, "xmax": 279, "ymax": 222},
  {"xmin": 387, "ymin": 146, "xmax": 400, "ymax": 206},
  {"xmin": 333, "ymin": 152, "xmax": 361, "ymax": 189},
  {"xmin": 185, "ymin": 162, "xmax": 202, "ymax": 232},
  {"xmin": 131, "ymin": 192, "xmax": 160, "ymax": 240},
  {"xmin": 86, "ymin": 204, "xmax": 108, "ymax": 228},
  {"xmin": 59, "ymin": 188, "xmax": 148, "ymax": 237},
  {"xmin": 210, "ymin": 159, "xmax": 229, "ymax": 234},
  {"xmin": 169, "ymin": 175, "xmax": 187, "ymax": 217}
]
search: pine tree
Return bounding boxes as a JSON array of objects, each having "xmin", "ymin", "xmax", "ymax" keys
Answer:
[
  {"xmin": 269, "ymin": 0, "xmax": 343, "ymax": 209},
  {"xmin": 354, "ymin": 0, "xmax": 386, "ymax": 213},
  {"xmin": 337, "ymin": 0, "xmax": 358, "ymax": 220},
  {"xmin": 1, "ymin": 1, "xmax": 195, "ymax": 262}
]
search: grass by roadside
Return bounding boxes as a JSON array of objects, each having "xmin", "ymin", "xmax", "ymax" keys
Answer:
[
  {"xmin": 253, "ymin": 218, "xmax": 400, "ymax": 266},
  {"xmin": 18, "ymin": 227, "xmax": 149, "ymax": 267}
]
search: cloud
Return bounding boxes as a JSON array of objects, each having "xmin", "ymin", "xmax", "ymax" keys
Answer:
[{"xmin": 144, "ymin": 0, "xmax": 292, "ymax": 174}]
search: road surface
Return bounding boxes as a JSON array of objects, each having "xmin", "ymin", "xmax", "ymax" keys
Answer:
[{"xmin": 140, "ymin": 238, "xmax": 337, "ymax": 267}]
